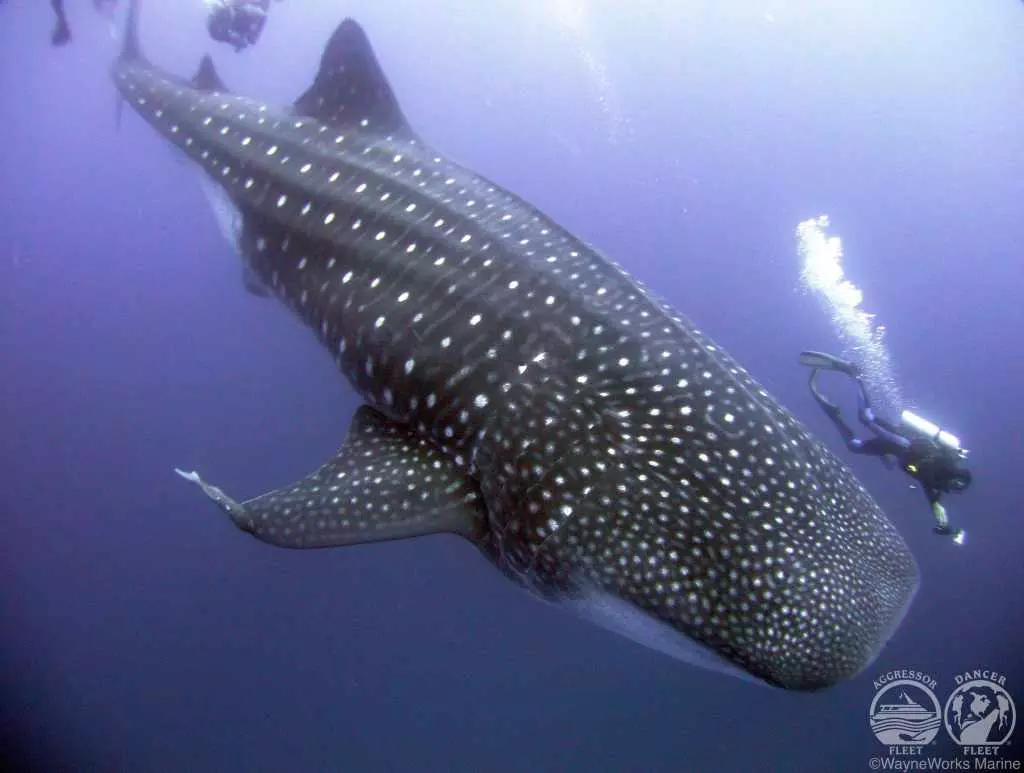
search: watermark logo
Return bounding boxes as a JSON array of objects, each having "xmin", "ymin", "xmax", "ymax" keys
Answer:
[
  {"xmin": 867, "ymin": 668, "xmax": 1019, "ymax": 771},
  {"xmin": 869, "ymin": 670, "xmax": 943, "ymax": 752},
  {"xmin": 944, "ymin": 670, "xmax": 1015, "ymax": 750}
]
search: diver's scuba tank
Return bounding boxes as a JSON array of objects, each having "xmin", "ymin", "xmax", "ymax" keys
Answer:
[{"xmin": 900, "ymin": 410, "xmax": 966, "ymax": 456}]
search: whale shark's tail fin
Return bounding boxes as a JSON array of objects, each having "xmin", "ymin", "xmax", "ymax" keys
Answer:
[
  {"xmin": 176, "ymin": 407, "xmax": 487, "ymax": 549},
  {"xmin": 113, "ymin": 0, "xmax": 142, "ymax": 127},
  {"xmin": 105, "ymin": 0, "xmax": 131, "ymax": 42},
  {"xmin": 118, "ymin": 0, "xmax": 142, "ymax": 62}
]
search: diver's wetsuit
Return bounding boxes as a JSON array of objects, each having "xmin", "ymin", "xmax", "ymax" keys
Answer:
[
  {"xmin": 806, "ymin": 359, "xmax": 909, "ymax": 458},
  {"xmin": 801, "ymin": 351, "xmax": 971, "ymax": 541}
]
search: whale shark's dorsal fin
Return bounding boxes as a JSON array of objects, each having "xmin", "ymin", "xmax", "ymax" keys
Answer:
[
  {"xmin": 294, "ymin": 19, "xmax": 413, "ymax": 137},
  {"xmin": 192, "ymin": 54, "xmax": 228, "ymax": 93}
]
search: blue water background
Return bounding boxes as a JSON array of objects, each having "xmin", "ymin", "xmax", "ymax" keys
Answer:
[{"xmin": 1, "ymin": 1, "xmax": 1022, "ymax": 770}]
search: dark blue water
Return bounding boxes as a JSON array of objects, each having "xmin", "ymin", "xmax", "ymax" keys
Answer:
[{"xmin": 2, "ymin": 1, "xmax": 1022, "ymax": 770}]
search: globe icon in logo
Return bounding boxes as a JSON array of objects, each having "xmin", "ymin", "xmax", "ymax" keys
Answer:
[
  {"xmin": 869, "ymin": 680, "xmax": 942, "ymax": 746},
  {"xmin": 944, "ymin": 680, "xmax": 1016, "ymax": 746}
]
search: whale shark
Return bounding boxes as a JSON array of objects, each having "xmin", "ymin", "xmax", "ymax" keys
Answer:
[{"xmin": 113, "ymin": 3, "xmax": 919, "ymax": 690}]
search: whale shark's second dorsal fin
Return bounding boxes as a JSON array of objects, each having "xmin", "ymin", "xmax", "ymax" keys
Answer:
[
  {"xmin": 294, "ymin": 19, "xmax": 413, "ymax": 138},
  {"xmin": 192, "ymin": 54, "xmax": 228, "ymax": 93}
]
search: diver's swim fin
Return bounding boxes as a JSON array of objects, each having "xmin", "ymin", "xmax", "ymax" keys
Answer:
[{"xmin": 799, "ymin": 350, "xmax": 860, "ymax": 376}]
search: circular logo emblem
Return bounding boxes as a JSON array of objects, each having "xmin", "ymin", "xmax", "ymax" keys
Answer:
[
  {"xmin": 944, "ymin": 679, "xmax": 1016, "ymax": 746},
  {"xmin": 869, "ymin": 679, "xmax": 943, "ymax": 746}
]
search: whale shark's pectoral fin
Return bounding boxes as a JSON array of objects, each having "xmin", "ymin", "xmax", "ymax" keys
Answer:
[{"xmin": 176, "ymin": 407, "xmax": 487, "ymax": 549}]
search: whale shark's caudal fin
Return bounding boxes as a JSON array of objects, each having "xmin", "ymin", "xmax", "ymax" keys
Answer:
[
  {"xmin": 118, "ymin": 0, "xmax": 142, "ymax": 62},
  {"xmin": 176, "ymin": 407, "xmax": 487, "ymax": 548},
  {"xmin": 113, "ymin": 0, "xmax": 143, "ymax": 127},
  {"xmin": 293, "ymin": 19, "xmax": 414, "ymax": 138}
]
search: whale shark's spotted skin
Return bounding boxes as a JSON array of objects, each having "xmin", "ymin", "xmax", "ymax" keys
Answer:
[{"xmin": 115, "ymin": 5, "xmax": 918, "ymax": 690}]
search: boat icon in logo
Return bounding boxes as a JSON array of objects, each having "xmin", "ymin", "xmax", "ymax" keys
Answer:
[{"xmin": 869, "ymin": 680, "xmax": 943, "ymax": 745}]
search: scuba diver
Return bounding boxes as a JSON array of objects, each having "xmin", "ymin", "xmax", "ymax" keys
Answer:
[
  {"xmin": 47, "ymin": 0, "xmax": 273, "ymax": 50},
  {"xmin": 799, "ymin": 351, "xmax": 972, "ymax": 545},
  {"xmin": 205, "ymin": 0, "xmax": 277, "ymax": 52},
  {"xmin": 48, "ymin": 0, "xmax": 118, "ymax": 46},
  {"xmin": 50, "ymin": 0, "xmax": 71, "ymax": 45}
]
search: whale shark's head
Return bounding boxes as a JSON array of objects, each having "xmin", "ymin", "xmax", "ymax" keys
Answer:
[{"xmin": 485, "ymin": 351, "xmax": 920, "ymax": 691}]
